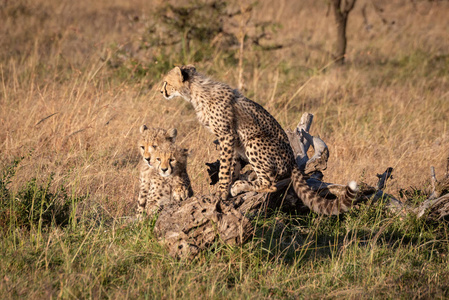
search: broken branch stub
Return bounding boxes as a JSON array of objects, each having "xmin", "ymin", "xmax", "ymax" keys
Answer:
[
  {"xmin": 376, "ymin": 167, "xmax": 394, "ymax": 191},
  {"xmin": 286, "ymin": 113, "xmax": 314, "ymax": 169},
  {"xmin": 304, "ymin": 133, "xmax": 329, "ymax": 174},
  {"xmin": 286, "ymin": 113, "xmax": 329, "ymax": 174}
]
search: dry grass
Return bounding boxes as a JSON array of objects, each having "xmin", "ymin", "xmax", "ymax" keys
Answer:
[
  {"xmin": 1, "ymin": 0, "xmax": 449, "ymax": 298},
  {"xmin": 2, "ymin": 0, "xmax": 448, "ymax": 215}
]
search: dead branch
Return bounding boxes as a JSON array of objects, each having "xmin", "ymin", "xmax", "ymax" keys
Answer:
[
  {"xmin": 304, "ymin": 134, "xmax": 329, "ymax": 174},
  {"xmin": 401, "ymin": 166, "xmax": 449, "ymax": 220},
  {"xmin": 429, "ymin": 166, "xmax": 438, "ymax": 200},
  {"xmin": 415, "ymin": 194, "xmax": 449, "ymax": 220},
  {"xmin": 367, "ymin": 167, "xmax": 406, "ymax": 214},
  {"xmin": 286, "ymin": 112, "xmax": 313, "ymax": 169},
  {"xmin": 377, "ymin": 167, "xmax": 394, "ymax": 190},
  {"xmin": 286, "ymin": 113, "xmax": 329, "ymax": 175}
]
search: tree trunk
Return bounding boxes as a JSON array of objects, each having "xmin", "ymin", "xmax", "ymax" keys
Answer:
[
  {"xmin": 331, "ymin": 0, "xmax": 356, "ymax": 65},
  {"xmin": 334, "ymin": 10, "xmax": 348, "ymax": 64}
]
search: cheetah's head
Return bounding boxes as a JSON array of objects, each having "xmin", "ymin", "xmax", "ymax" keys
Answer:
[
  {"xmin": 160, "ymin": 65, "xmax": 196, "ymax": 100},
  {"xmin": 138, "ymin": 125, "xmax": 177, "ymax": 167},
  {"xmin": 152, "ymin": 146, "xmax": 189, "ymax": 178}
]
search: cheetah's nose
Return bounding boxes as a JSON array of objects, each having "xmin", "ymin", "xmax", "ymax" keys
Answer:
[{"xmin": 161, "ymin": 168, "xmax": 168, "ymax": 173}]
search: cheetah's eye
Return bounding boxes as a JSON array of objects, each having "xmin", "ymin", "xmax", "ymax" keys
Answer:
[
  {"xmin": 156, "ymin": 158, "xmax": 161, "ymax": 162},
  {"xmin": 169, "ymin": 158, "xmax": 175, "ymax": 162},
  {"xmin": 152, "ymin": 145, "xmax": 157, "ymax": 149},
  {"xmin": 140, "ymin": 146, "xmax": 145, "ymax": 150}
]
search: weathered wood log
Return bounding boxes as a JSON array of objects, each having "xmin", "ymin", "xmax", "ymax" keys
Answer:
[
  {"xmin": 154, "ymin": 112, "xmax": 431, "ymax": 259},
  {"xmin": 432, "ymin": 166, "xmax": 449, "ymax": 199},
  {"xmin": 154, "ymin": 112, "xmax": 335, "ymax": 258},
  {"xmin": 377, "ymin": 165, "xmax": 449, "ymax": 220},
  {"xmin": 154, "ymin": 194, "xmax": 253, "ymax": 259}
]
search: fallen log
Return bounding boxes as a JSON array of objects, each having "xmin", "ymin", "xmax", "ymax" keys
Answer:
[
  {"xmin": 154, "ymin": 112, "xmax": 370, "ymax": 258},
  {"xmin": 153, "ymin": 113, "xmax": 449, "ymax": 259},
  {"xmin": 154, "ymin": 194, "xmax": 253, "ymax": 259}
]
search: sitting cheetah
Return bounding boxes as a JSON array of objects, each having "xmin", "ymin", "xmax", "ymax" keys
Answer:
[
  {"xmin": 160, "ymin": 65, "xmax": 357, "ymax": 215},
  {"xmin": 137, "ymin": 125, "xmax": 193, "ymax": 216}
]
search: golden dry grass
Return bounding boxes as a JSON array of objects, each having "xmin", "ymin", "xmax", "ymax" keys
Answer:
[{"xmin": 2, "ymin": 0, "xmax": 448, "ymax": 217}]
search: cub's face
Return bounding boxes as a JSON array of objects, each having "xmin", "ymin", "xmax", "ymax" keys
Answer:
[
  {"xmin": 160, "ymin": 65, "xmax": 196, "ymax": 100},
  {"xmin": 152, "ymin": 146, "xmax": 188, "ymax": 178},
  {"xmin": 138, "ymin": 125, "xmax": 177, "ymax": 167},
  {"xmin": 152, "ymin": 149, "xmax": 177, "ymax": 177}
]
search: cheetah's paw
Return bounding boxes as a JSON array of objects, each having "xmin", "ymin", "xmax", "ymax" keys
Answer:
[
  {"xmin": 173, "ymin": 188, "xmax": 190, "ymax": 202},
  {"xmin": 230, "ymin": 180, "xmax": 250, "ymax": 197}
]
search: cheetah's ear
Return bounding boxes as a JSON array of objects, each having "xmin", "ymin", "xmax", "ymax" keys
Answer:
[
  {"xmin": 179, "ymin": 65, "xmax": 196, "ymax": 82},
  {"xmin": 173, "ymin": 66, "xmax": 183, "ymax": 79},
  {"xmin": 140, "ymin": 124, "xmax": 148, "ymax": 133},
  {"xmin": 183, "ymin": 65, "xmax": 196, "ymax": 72},
  {"xmin": 166, "ymin": 128, "xmax": 178, "ymax": 142},
  {"xmin": 173, "ymin": 66, "xmax": 189, "ymax": 83}
]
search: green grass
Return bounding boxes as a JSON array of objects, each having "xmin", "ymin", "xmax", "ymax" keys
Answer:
[{"xmin": 1, "ymin": 161, "xmax": 449, "ymax": 298}]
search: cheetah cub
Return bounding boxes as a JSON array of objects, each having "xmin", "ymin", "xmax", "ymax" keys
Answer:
[
  {"xmin": 137, "ymin": 125, "xmax": 193, "ymax": 217},
  {"xmin": 160, "ymin": 65, "xmax": 358, "ymax": 215}
]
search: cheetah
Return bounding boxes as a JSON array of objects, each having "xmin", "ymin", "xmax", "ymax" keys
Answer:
[
  {"xmin": 160, "ymin": 65, "xmax": 358, "ymax": 215},
  {"xmin": 137, "ymin": 125, "xmax": 193, "ymax": 216}
]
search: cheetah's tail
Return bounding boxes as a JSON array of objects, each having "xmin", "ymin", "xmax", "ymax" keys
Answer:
[{"xmin": 291, "ymin": 167, "xmax": 359, "ymax": 215}]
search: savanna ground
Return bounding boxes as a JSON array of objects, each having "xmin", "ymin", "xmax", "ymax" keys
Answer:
[{"xmin": 1, "ymin": 0, "xmax": 449, "ymax": 298}]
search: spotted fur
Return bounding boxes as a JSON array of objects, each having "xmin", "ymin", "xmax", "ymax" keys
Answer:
[
  {"xmin": 160, "ymin": 65, "xmax": 358, "ymax": 215},
  {"xmin": 137, "ymin": 125, "xmax": 193, "ymax": 216}
]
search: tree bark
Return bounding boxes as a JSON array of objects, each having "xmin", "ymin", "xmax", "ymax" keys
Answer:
[{"xmin": 331, "ymin": 0, "xmax": 357, "ymax": 65}]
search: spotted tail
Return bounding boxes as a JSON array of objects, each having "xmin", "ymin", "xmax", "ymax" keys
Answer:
[{"xmin": 291, "ymin": 167, "xmax": 358, "ymax": 215}]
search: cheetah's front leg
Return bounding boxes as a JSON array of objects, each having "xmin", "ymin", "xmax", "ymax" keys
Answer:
[
  {"xmin": 137, "ymin": 176, "xmax": 151, "ymax": 218},
  {"xmin": 145, "ymin": 183, "xmax": 171, "ymax": 216},
  {"xmin": 216, "ymin": 134, "xmax": 236, "ymax": 200},
  {"xmin": 171, "ymin": 174, "xmax": 193, "ymax": 202},
  {"xmin": 230, "ymin": 141, "xmax": 278, "ymax": 196}
]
